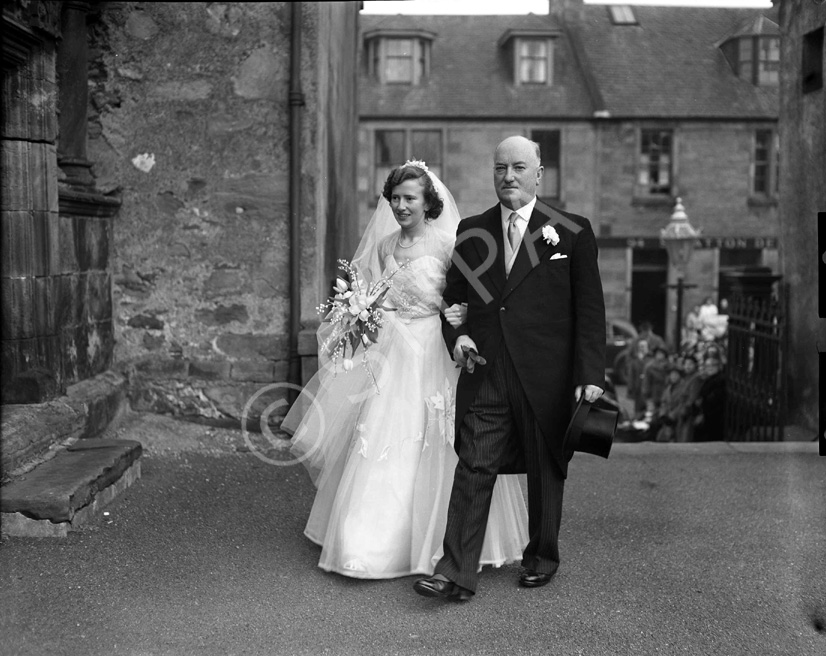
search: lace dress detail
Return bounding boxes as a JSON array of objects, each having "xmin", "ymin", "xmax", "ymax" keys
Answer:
[{"xmin": 283, "ymin": 228, "xmax": 528, "ymax": 579}]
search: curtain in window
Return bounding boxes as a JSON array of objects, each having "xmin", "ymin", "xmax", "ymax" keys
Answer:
[
  {"xmin": 385, "ymin": 39, "xmax": 414, "ymax": 83},
  {"xmin": 518, "ymin": 40, "xmax": 548, "ymax": 84},
  {"xmin": 639, "ymin": 130, "xmax": 672, "ymax": 194},
  {"xmin": 757, "ymin": 37, "xmax": 779, "ymax": 86},
  {"xmin": 753, "ymin": 130, "xmax": 771, "ymax": 194}
]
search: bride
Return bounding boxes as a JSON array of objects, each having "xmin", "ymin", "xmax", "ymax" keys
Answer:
[{"xmin": 281, "ymin": 161, "xmax": 528, "ymax": 579}]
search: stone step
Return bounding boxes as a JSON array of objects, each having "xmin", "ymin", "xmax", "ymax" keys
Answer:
[
  {"xmin": 1, "ymin": 438, "xmax": 142, "ymax": 538},
  {"xmin": 1, "ymin": 370, "xmax": 128, "ymax": 479}
]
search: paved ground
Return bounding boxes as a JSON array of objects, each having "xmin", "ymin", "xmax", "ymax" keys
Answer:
[{"xmin": 1, "ymin": 411, "xmax": 824, "ymax": 656}]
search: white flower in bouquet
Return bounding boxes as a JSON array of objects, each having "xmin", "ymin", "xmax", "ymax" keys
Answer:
[{"xmin": 317, "ymin": 258, "xmax": 409, "ymax": 393}]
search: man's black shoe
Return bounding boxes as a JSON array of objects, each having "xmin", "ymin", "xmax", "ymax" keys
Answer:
[
  {"xmin": 413, "ymin": 576, "xmax": 473, "ymax": 601},
  {"xmin": 519, "ymin": 570, "xmax": 554, "ymax": 588}
]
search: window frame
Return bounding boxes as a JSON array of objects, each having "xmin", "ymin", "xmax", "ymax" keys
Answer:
[
  {"xmin": 366, "ymin": 35, "xmax": 432, "ymax": 86},
  {"xmin": 756, "ymin": 36, "xmax": 780, "ymax": 86},
  {"xmin": 384, "ymin": 38, "xmax": 416, "ymax": 85},
  {"xmin": 737, "ymin": 36, "xmax": 779, "ymax": 87},
  {"xmin": 530, "ymin": 128, "xmax": 562, "ymax": 202},
  {"xmin": 636, "ymin": 128, "xmax": 675, "ymax": 198},
  {"xmin": 751, "ymin": 128, "xmax": 780, "ymax": 200},
  {"xmin": 372, "ymin": 127, "xmax": 446, "ymax": 197},
  {"xmin": 514, "ymin": 37, "xmax": 554, "ymax": 87},
  {"xmin": 802, "ymin": 26, "xmax": 824, "ymax": 94},
  {"xmin": 608, "ymin": 6, "xmax": 638, "ymax": 26}
]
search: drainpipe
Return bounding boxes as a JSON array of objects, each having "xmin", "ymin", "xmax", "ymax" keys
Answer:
[{"xmin": 288, "ymin": 1, "xmax": 304, "ymax": 402}]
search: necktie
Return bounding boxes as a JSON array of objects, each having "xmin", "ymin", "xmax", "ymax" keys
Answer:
[{"xmin": 507, "ymin": 212, "xmax": 521, "ymax": 252}]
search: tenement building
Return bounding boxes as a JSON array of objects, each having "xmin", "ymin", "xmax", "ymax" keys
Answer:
[{"xmin": 358, "ymin": 1, "xmax": 780, "ymax": 341}]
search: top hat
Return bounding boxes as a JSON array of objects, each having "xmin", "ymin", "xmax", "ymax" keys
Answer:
[{"xmin": 564, "ymin": 396, "xmax": 619, "ymax": 460}]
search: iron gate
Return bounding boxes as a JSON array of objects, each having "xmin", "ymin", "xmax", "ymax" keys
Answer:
[{"xmin": 724, "ymin": 292, "xmax": 786, "ymax": 441}]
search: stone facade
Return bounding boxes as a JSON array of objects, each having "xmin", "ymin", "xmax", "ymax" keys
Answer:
[
  {"xmin": 358, "ymin": 116, "xmax": 781, "ymax": 344},
  {"xmin": 85, "ymin": 2, "xmax": 359, "ymax": 425},
  {"xmin": 593, "ymin": 119, "xmax": 780, "ymax": 342},
  {"xmin": 777, "ymin": 0, "xmax": 825, "ymax": 431},
  {"xmin": 2, "ymin": 1, "xmax": 121, "ymax": 408},
  {"xmin": 1, "ymin": 1, "xmax": 360, "ymax": 474},
  {"xmin": 359, "ymin": 5, "xmax": 781, "ymax": 345}
]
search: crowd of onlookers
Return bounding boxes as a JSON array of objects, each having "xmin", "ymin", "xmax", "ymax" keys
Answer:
[{"xmin": 619, "ymin": 298, "xmax": 728, "ymax": 443}]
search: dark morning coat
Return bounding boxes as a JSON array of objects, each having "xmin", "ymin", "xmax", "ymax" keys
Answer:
[{"xmin": 441, "ymin": 200, "xmax": 606, "ymax": 477}]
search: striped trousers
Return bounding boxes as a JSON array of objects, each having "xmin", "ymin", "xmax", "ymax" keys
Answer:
[{"xmin": 434, "ymin": 346, "xmax": 565, "ymax": 593}]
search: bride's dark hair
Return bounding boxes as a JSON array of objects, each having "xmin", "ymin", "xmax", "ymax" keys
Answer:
[{"xmin": 381, "ymin": 165, "xmax": 444, "ymax": 219}]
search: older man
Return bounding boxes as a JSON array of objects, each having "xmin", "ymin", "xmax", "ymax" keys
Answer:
[{"xmin": 414, "ymin": 136, "xmax": 606, "ymax": 601}]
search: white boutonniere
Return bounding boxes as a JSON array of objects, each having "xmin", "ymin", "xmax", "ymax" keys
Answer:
[{"xmin": 542, "ymin": 225, "xmax": 560, "ymax": 246}]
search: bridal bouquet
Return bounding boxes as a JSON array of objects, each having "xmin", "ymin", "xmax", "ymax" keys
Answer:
[{"xmin": 317, "ymin": 258, "xmax": 408, "ymax": 392}]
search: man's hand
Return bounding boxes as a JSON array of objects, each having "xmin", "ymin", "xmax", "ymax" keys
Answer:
[
  {"xmin": 575, "ymin": 384, "xmax": 603, "ymax": 404},
  {"xmin": 453, "ymin": 335, "xmax": 477, "ymax": 368},
  {"xmin": 444, "ymin": 303, "xmax": 468, "ymax": 328}
]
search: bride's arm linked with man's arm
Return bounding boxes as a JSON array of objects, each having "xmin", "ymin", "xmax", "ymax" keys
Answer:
[
  {"xmin": 442, "ymin": 302, "xmax": 467, "ymax": 329},
  {"xmin": 440, "ymin": 221, "xmax": 480, "ymax": 370}
]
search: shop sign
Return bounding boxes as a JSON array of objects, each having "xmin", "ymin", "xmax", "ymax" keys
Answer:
[{"xmin": 598, "ymin": 236, "xmax": 778, "ymax": 250}]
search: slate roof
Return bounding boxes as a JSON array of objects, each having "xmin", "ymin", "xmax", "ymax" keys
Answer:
[
  {"xmin": 577, "ymin": 4, "xmax": 779, "ymax": 118},
  {"xmin": 359, "ymin": 5, "xmax": 779, "ymax": 120},
  {"xmin": 359, "ymin": 14, "xmax": 597, "ymax": 118}
]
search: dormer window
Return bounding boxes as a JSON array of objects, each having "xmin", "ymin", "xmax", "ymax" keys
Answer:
[
  {"xmin": 385, "ymin": 39, "xmax": 419, "ymax": 83},
  {"xmin": 499, "ymin": 28, "xmax": 560, "ymax": 87},
  {"xmin": 364, "ymin": 30, "xmax": 435, "ymax": 86},
  {"xmin": 517, "ymin": 39, "xmax": 552, "ymax": 85},
  {"xmin": 717, "ymin": 17, "xmax": 780, "ymax": 88},
  {"xmin": 738, "ymin": 36, "xmax": 779, "ymax": 86}
]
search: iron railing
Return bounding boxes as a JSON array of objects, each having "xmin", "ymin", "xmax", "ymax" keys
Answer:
[{"xmin": 724, "ymin": 292, "xmax": 786, "ymax": 441}]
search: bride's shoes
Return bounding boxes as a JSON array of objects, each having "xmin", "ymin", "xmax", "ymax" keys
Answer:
[{"xmin": 342, "ymin": 559, "xmax": 367, "ymax": 572}]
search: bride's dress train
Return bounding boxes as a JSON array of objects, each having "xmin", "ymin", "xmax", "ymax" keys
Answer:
[{"xmin": 283, "ymin": 229, "xmax": 528, "ymax": 579}]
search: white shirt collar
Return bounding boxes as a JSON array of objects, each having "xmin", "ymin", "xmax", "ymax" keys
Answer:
[{"xmin": 500, "ymin": 196, "xmax": 537, "ymax": 226}]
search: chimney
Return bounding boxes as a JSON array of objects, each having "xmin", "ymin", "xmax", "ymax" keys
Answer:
[{"xmin": 548, "ymin": 0, "xmax": 584, "ymax": 23}]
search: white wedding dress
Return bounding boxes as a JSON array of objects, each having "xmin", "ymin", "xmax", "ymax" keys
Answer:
[{"xmin": 282, "ymin": 227, "xmax": 529, "ymax": 579}]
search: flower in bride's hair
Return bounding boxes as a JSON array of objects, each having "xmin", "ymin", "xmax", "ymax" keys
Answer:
[
  {"xmin": 404, "ymin": 159, "xmax": 428, "ymax": 172},
  {"xmin": 342, "ymin": 358, "xmax": 354, "ymax": 371}
]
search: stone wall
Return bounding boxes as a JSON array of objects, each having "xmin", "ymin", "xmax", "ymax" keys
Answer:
[
  {"xmin": 357, "ymin": 122, "xmax": 599, "ymax": 225},
  {"xmin": 86, "ymin": 2, "xmax": 359, "ymax": 425},
  {"xmin": 1, "ymin": 22, "xmax": 61, "ymax": 398},
  {"xmin": 595, "ymin": 121, "xmax": 779, "ymax": 239},
  {"xmin": 778, "ymin": 0, "xmax": 825, "ymax": 431},
  {"xmin": 1, "ymin": 1, "xmax": 121, "ymax": 406},
  {"xmin": 357, "ymin": 118, "xmax": 780, "ymax": 333}
]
